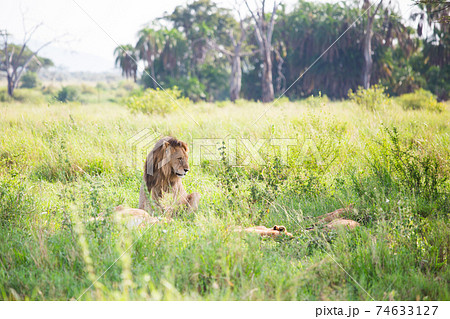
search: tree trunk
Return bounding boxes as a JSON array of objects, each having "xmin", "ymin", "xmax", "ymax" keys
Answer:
[
  {"xmin": 230, "ymin": 52, "xmax": 242, "ymax": 102},
  {"xmin": 150, "ymin": 61, "xmax": 157, "ymax": 89},
  {"xmin": 244, "ymin": 1, "xmax": 277, "ymax": 103},
  {"xmin": 147, "ymin": 51, "xmax": 157, "ymax": 89},
  {"xmin": 362, "ymin": 0, "xmax": 383, "ymax": 89},
  {"xmin": 1, "ymin": 24, "xmax": 54, "ymax": 97},
  {"xmin": 261, "ymin": 41, "xmax": 274, "ymax": 102},
  {"xmin": 362, "ymin": 19, "xmax": 374, "ymax": 89},
  {"xmin": 274, "ymin": 48, "xmax": 285, "ymax": 94},
  {"xmin": 7, "ymin": 75, "xmax": 14, "ymax": 96}
]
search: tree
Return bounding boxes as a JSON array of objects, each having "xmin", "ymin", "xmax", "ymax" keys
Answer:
[
  {"xmin": 136, "ymin": 28, "xmax": 164, "ymax": 88},
  {"xmin": 266, "ymin": 0, "xmax": 412, "ymax": 99},
  {"xmin": 370, "ymin": 4, "xmax": 417, "ymax": 95},
  {"xmin": 362, "ymin": 0, "xmax": 383, "ymax": 89},
  {"xmin": 209, "ymin": 12, "xmax": 256, "ymax": 102},
  {"xmin": 158, "ymin": 29, "xmax": 188, "ymax": 78},
  {"xmin": 165, "ymin": 0, "xmax": 234, "ymax": 100},
  {"xmin": 167, "ymin": 0, "xmax": 232, "ymax": 73},
  {"xmin": 114, "ymin": 0, "xmax": 425, "ymax": 102},
  {"xmin": 271, "ymin": 1, "xmax": 362, "ymax": 99},
  {"xmin": 0, "ymin": 25, "xmax": 54, "ymax": 96},
  {"xmin": 114, "ymin": 44, "xmax": 138, "ymax": 82},
  {"xmin": 410, "ymin": 0, "xmax": 449, "ymax": 99},
  {"xmin": 20, "ymin": 71, "xmax": 39, "ymax": 88},
  {"xmin": 245, "ymin": 0, "xmax": 278, "ymax": 102}
]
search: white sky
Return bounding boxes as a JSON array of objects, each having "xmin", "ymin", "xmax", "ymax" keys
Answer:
[{"xmin": 0, "ymin": 0, "xmax": 416, "ymax": 72}]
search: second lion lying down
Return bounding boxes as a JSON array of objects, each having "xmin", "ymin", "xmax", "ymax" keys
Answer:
[{"xmin": 138, "ymin": 136, "xmax": 200, "ymax": 213}]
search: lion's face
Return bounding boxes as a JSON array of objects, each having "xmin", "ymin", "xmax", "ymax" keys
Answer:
[
  {"xmin": 145, "ymin": 137, "xmax": 190, "ymax": 189},
  {"xmin": 168, "ymin": 146, "xmax": 189, "ymax": 178}
]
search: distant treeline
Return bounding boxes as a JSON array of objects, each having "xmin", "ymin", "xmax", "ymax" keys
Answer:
[
  {"xmin": 114, "ymin": 0, "xmax": 449, "ymax": 101},
  {"xmin": 38, "ymin": 70, "xmax": 122, "ymax": 84}
]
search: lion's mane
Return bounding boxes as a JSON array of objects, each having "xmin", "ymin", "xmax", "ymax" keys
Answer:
[{"xmin": 144, "ymin": 136, "xmax": 188, "ymax": 198}]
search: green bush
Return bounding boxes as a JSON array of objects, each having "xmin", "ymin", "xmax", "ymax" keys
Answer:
[
  {"xmin": 56, "ymin": 86, "xmax": 80, "ymax": 103},
  {"xmin": 365, "ymin": 126, "xmax": 448, "ymax": 212},
  {"xmin": 80, "ymin": 84, "xmax": 96, "ymax": 95},
  {"xmin": 304, "ymin": 91, "xmax": 329, "ymax": 108},
  {"xmin": 15, "ymin": 89, "xmax": 46, "ymax": 104},
  {"xmin": 42, "ymin": 84, "xmax": 59, "ymax": 96},
  {"xmin": 0, "ymin": 176, "xmax": 35, "ymax": 226},
  {"xmin": 216, "ymin": 100, "xmax": 229, "ymax": 108},
  {"xmin": 274, "ymin": 96, "xmax": 290, "ymax": 105},
  {"xmin": 126, "ymin": 87, "xmax": 189, "ymax": 115},
  {"xmin": 166, "ymin": 76, "xmax": 206, "ymax": 102},
  {"xmin": 117, "ymin": 81, "xmax": 138, "ymax": 92},
  {"xmin": 396, "ymin": 89, "xmax": 445, "ymax": 112},
  {"xmin": 0, "ymin": 88, "xmax": 12, "ymax": 102},
  {"xmin": 234, "ymin": 98, "xmax": 250, "ymax": 106},
  {"xmin": 0, "ymin": 88, "xmax": 46, "ymax": 104},
  {"xmin": 20, "ymin": 71, "xmax": 39, "ymax": 89},
  {"xmin": 348, "ymin": 84, "xmax": 389, "ymax": 111}
]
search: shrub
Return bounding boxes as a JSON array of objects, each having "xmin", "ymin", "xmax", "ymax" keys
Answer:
[
  {"xmin": 304, "ymin": 91, "xmax": 329, "ymax": 108},
  {"xmin": 126, "ymin": 87, "xmax": 189, "ymax": 115},
  {"xmin": 0, "ymin": 88, "xmax": 45, "ymax": 104},
  {"xmin": 1, "ymin": 88, "xmax": 46, "ymax": 103},
  {"xmin": 81, "ymin": 84, "xmax": 96, "ymax": 95},
  {"xmin": 234, "ymin": 99, "xmax": 250, "ymax": 106},
  {"xmin": 274, "ymin": 96, "xmax": 290, "ymax": 105},
  {"xmin": 56, "ymin": 86, "xmax": 80, "ymax": 102},
  {"xmin": 368, "ymin": 126, "xmax": 448, "ymax": 207},
  {"xmin": 0, "ymin": 175, "xmax": 35, "ymax": 226},
  {"xmin": 0, "ymin": 88, "xmax": 12, "ymax": 102},
  {"xmin": 42, "ymin": 84, "xmax": 59, "ymax": 96},
  {"xmin": 95, "ymin": 82, "xmax": 107, "ymax": 91},
  {"xmin": 13, "ymin": 89, "xmax": 46, "ymax": 104},
  {"xmin": 20, "ymin": 71, "xmax": 39, "ymax": 89},
  {"xmin": 348, "ymin": 84, "xmax": 389, "ymax": 111},
  {"xmin": 396, "ymin": 89, "xmax": 445, "ymax": 112},
  {"xmin": 117, "ymin": 81, "xmax": 137, "ymax": 92},
  {"xmin": 166, "ymin": 76, "xmax": 206, "ymax": 102},
  {"xmin": 216, "ymin": 100, "xmax": 229, "ymax": 108}
]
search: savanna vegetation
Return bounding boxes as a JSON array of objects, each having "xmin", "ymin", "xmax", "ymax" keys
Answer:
[
  {"xmin": 0, "ymin": 85, "xmax": 449, "ymax": 300},
  {"xmin": 114, "ymin": 0, "xmax": 449, "ymax": 102},
  {"xmin": 0, "ymin": 0, "xmax": 449, "ymax": 302}
]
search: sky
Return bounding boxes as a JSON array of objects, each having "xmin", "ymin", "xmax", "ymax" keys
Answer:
[{"xmin": 0, "ymin": 0, "xmax": 416, "ymax": 72}]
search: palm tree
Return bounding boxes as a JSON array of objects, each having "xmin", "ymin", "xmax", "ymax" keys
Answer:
[
  {"xmin": 273, "ymin": 1, "xmax": 363, "ymax": 98},
  {"xmin": 114, "ymin": 44, "xmax": 138, "ymax": 82},
  {"xmin": 136, "ymin": 28, "xmax": 164, "ymax": 88},
  {"xmin": 160, "ymin": 28, "xmax": 188, "ymax": 76}
]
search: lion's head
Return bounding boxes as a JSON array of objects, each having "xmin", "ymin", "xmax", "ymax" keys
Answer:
[{"xmin": 144, "ymin": 137, "xmax": 190, "ymax": 196}]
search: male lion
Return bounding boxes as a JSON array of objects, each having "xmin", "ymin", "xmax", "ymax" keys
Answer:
[{"xmin": 138, "ymin": 136, "xmax": 200, "ymax": 213}]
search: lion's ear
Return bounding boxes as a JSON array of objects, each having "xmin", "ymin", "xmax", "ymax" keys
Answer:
[
  {"xmin": 181, "ymin": 142, "xmax": 189, "ymax": 152},
  {"xmin": 162, "ymin": 141, "xmax": 170, "ymax": 150}
]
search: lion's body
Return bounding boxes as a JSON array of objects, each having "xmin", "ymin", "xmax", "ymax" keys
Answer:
[
  {"xmin": 89, "ymin": 205, "xmax": 172, "ymax": 228},
  {"xmin": 325, "ymin": 218, "xmax": 360, "ymax": 230},
  {"xmin": 234, "ymin": 225, "xmax": 293, "ymax": 238},
  {"xmin": 138, "ymin": 136, "xmax": 200, "ymax": 213},
  {"xmin": 307, "ymin": 206, "xmax": 360, "ymax": 231}
]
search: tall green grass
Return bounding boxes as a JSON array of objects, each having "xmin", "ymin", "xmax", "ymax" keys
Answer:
[{"xmin": 0, "ymin": 92, "xmax": 449, "ymax": 300}]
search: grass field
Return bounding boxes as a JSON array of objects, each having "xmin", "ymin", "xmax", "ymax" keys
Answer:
[{"xmin": 0, "ymin": 93, "xmax": 449, "ymax": 300}]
